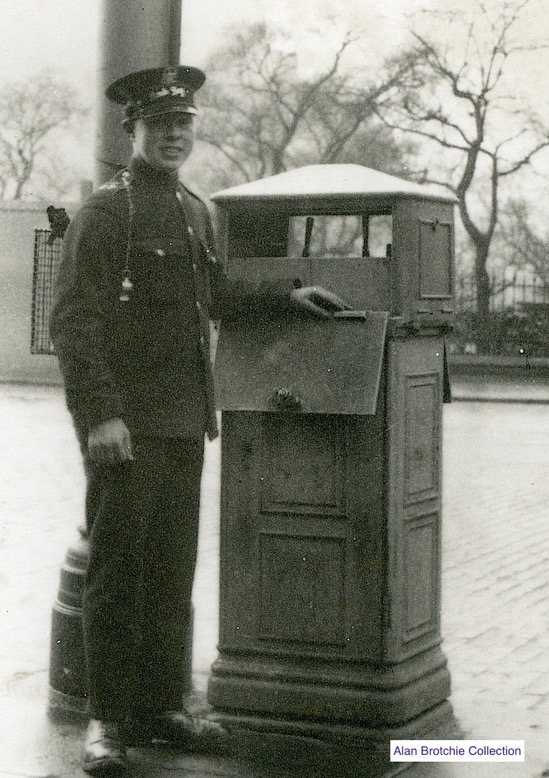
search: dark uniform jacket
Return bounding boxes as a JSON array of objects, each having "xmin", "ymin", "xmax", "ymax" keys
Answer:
[{"xmin": 50, "ymin": 157, "xmax": 296, "ymax": 442}]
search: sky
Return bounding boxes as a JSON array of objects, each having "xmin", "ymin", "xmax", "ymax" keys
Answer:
[
  {"xmin": 2, "ymin": 0, "xmax": 546, "ymax": 90},
  {"xmin": 0, "ymin": 0, "xmax": 429, "ymax": 87},
  {"xmin": 0, "ymin": 0, "xmax": 548, "ymax": 201},
  {"xmin": 0, "ymin": 0, "xmax": 549, "ymax": 103}
]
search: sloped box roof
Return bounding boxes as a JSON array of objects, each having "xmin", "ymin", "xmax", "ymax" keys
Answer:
[{"xmin": 211, "ymin": 164, "xmax": 456, "ymax": 204}]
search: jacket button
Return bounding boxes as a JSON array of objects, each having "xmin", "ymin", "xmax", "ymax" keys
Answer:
[
  {"xmin": 156, "ymin": 248, "xmax": 165, "ymax": 257},
  {"xmin": 187, "ymin": 226, "xmax": 194, "ymax": 236}
]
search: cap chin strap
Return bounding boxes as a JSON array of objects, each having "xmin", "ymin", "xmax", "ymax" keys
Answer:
[{"xmin": 122, "ymin": 103, "xmax": 141, "ymax": 132}]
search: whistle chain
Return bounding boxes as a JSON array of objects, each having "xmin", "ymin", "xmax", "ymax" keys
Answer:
[{"xmin": 120, "ymin": 171, "xmax": 135, "ymax": 302}]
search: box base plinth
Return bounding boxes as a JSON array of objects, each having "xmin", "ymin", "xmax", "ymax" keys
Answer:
[
  {"xmin": 211, "ymin": 701, "xmax": 460, "ymax": 778},
  {"xmin": 207, "ymin": 649, "xmax": 459, "ymax": 776}
]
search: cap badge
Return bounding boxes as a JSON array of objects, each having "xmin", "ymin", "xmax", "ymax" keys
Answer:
[
  {"xmin": 161, "ymin": 67, "xmax": 179, "ymax": 86},
  {"xmin": 147, "ymin": 85, "xmax": 189, "ymax": 103}
]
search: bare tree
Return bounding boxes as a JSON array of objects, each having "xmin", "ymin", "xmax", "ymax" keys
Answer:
[
  {"xmin": 375, "ymin": 0, "xmax": 549, "ymax": 339},
  {"xmin": 0, "ymin": 70, "xmax": 87, "ymax": 200},
  {"xmin": 498, "ymin": 198, "xmax": 549, "ymax": 283},
  {"xmin": 189, "ymin": 23, "xmax": 420, "ymax": 193}
]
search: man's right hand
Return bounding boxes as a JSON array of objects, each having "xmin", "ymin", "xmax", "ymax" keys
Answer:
[
  {"xmin": 88, "ymin": 418, "xmax": 134, "ymax": 464},
  {"xmin": 290, "ymin": 286, "xmax": 351, "ymax": 318}
]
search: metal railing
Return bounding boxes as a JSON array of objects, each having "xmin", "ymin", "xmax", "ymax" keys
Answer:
[
  {"xmin": 452, "ymin": 268, "xmax": 549, "ymax": 357},
  {"xmin": 31, "ymin": 229, "xmax": 61, "ymax": 355},
  {"xmin": 455, "ymin": 268, "xmax": 549, "ymax": 313}
]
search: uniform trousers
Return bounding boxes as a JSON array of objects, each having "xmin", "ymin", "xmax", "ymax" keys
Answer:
[{"xmin": 82, "ymin": 435, "xmax": 204, "ymax": 721}]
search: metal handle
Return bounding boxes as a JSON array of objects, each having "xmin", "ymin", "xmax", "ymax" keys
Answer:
[{"xmin": 269, "ymin": 388, "xmax": 303, "ymax": 412}]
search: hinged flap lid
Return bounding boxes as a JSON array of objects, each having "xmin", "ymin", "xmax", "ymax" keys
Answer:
[{"xmin": 215, "ymin": 311, "xmax": 388, "ymax": 415}]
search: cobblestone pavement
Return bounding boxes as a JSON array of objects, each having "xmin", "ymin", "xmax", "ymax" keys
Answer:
[
  {"xmin": 0, "ymin": 383, "xmax": 548, "ymax": 777},
  {"xmin": 442, "ymin": 401, "xmax": 549, "ymax": 712},
  {"xmin": 435, "ymin": 400, "xmax": 549, "ymax": 776},
  {"xmin": 436, "ymin": 402, "xmax": 549, "ymax": 776}
]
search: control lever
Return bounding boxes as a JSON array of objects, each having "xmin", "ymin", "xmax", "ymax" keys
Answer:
[{"xmin": 333, "ymin": 310, "xmax": 370, "ymax": 320}]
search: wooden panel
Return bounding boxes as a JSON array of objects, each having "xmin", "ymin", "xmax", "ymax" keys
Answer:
[
  {"xmin": 307, "ymin": 257, "xmax": 391, "ymax": 312},
  {"xmin": 392, "ymin": 199, "xmax": 455, "ymax": 318},
  {"xmin": 404, "ymin": 373, "xmax": 440, "ymax": 504},
  {"xmin": 217, "ymin": 413, "xmax": 265, "ymax": 649},
  {"xmin": 419, "ymin": 219, "xmax": 453, "ymax": 299},
  {"xmin": 258, "ymin": 533, "xmax": 346, "ymax": 645},
  {"xmin": 224, "ymin": 255, "xmax": 391, "ymax": 312},
  {"xmin": 385, "ymin": 338, "xmax": 444, "ymax": 661},
  {"xmin": 402, "ymin": 512, "xmax": 440, "ymax": 643},
  {"xmin": 261, "ymin": 415, "xmax": 345, "ymax": 515}
]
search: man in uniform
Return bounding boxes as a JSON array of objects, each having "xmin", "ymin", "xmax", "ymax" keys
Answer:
[{"xmin": 50, "ymin": 64, "xmax": 347, "ymax": 775}]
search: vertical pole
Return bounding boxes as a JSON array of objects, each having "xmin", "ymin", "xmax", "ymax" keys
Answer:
[{"xmin": 95, "ymin": 0, "xmax": 182, "ymax": 185}]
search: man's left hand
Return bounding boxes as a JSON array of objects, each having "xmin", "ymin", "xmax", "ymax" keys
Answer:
[{"xmin": 290, "ymin": 286, "xmax": 352, "ymax": 318}]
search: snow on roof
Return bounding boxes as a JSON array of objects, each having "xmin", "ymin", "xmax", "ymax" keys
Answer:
[{"xmin": 212, "ymin": 164, "xmax": 455, "ymax": 203}]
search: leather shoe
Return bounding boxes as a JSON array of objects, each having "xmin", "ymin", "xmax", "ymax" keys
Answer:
[
  {"xmin": 83, "ymin": 719, "xmax": 128, "ymax": 775},
  {"xmin": 124, "ymin": 709, "xmax": 226, "ymax": 748}
]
